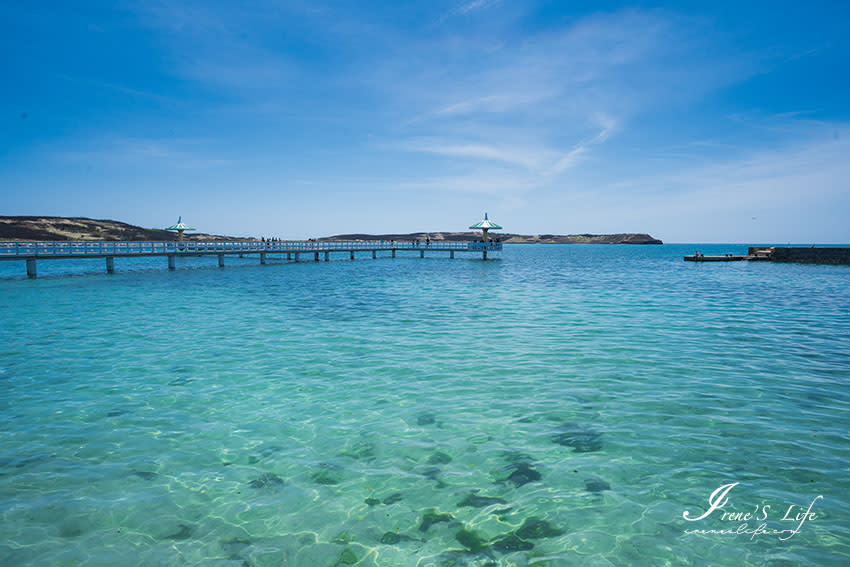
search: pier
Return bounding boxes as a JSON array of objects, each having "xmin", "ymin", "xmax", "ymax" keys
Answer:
[
  {"xmin": 684, "ymin": 253, "xmax": 746, "ymax": 262},
  {"xmin": 0, "ymin": 239, "xmax": 502, "ymax": 278}
]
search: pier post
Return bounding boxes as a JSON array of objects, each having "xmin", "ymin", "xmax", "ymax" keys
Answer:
[
  {"xmin": 26, "ymin": 258, "xmax": 37, "ymax": 278},
  {"xmin": 260, "ymin": 252, "xmax": 267, "ymax": 265},
  {"xmin": 420, "ymin": 250, "xmax": 425, "ymax": 259},
  {"xmin": 324, "ymin": 252, "xmax": 330, "ymax": 262},
  {"xmin": 106, "ymin": 256, "xmax": 115, "ymax": 274},
  {"xmin": 392, "ymin": 249, "xmax": 396, "ymax": 258},
  {"xmin": 239, "ymin": 254, "xmax": 243, "ymax": 258},
  {"xmin": 450, "ymin": 251, "xmax": 454, "ymax": 259},
  {"xmin": 287, "ymin": 253, "xmax": 292, "ymax": 261},
  {"xmin": 350, "ymin": 251, "xmax": 355, "ymax": 260},
  {"xmin": 315, "ymin": 252, "xmax": 320, "ymax": 262},
  {"xmin": 294, "ymin": 252, "xmax": 299, "ymax": 262},
  {"xmin": 218, "ymin": 253, "xmax": 225, "ymax": 267},
  {"xmin": 372, "ymin": 250, "xmax": 376, "ymax": 259},
  {"xmin": 482, "ymin": 251, "xmax": 487, "ymax": 261},
  {"xmin": 167, "ymin": 255, "xmax": 176, "ymax": 270}
]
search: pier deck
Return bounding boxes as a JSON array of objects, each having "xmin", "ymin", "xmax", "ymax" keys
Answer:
[
  {"xmin": 0, "ymin": 239, "xmax": 502, "ymax": 278},
  {"xmin": 684, "ymin": 255, "xmax": 745, "ymax": 262}
]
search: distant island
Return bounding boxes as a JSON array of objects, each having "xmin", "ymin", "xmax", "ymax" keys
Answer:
[{"xmin": 0, "ymin": 216, "xmax": 662, "ymax": 244}]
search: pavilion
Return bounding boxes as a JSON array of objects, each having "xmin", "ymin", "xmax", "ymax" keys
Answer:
[
  {"xmin": 165, "ymin": 217, "xmax": 195, "ymax": 241},
  {"xmin": 469, "ymin": 213, "xmax": 502, "ymax": 242}
]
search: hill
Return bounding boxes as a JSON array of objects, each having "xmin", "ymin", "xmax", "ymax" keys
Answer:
[{"xmin": 0, "ymin": 216, "xmax": 246, "ymax": 242}]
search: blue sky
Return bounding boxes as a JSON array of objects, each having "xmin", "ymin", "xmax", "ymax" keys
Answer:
[{"xmin": 2, "ymin": 1, "xmax": 849, "ymax": 242}]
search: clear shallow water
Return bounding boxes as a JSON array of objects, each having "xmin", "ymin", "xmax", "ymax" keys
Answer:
[{"xmin": 0, "ymin": 244, "xmax": 848, "ymax": 566}]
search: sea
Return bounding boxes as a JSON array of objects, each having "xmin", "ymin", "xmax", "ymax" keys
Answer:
[{"xmin": 0, "ymin": 244, "xmax": 848, "ymax": 567}]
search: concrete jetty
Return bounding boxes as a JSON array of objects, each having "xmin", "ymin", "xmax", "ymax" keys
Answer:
[
  {"xmin": 0, "ymin": 239, "xmax": 502, "ymax": 278},
  {"xmin": 685, "ymin": 247, "xmax": 850, "ymax": 265}
]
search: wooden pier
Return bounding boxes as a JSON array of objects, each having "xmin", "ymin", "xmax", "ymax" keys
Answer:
[{"xmin": 0, "ymin": 240, "xmax": 502, "ymax": 278}]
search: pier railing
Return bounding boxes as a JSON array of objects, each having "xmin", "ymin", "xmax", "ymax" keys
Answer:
[{"xmin": 0, "ymin": 239, "xmax": 501, "ymax": 258}]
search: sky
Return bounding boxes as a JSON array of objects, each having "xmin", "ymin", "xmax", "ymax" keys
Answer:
[{"xmin": 2, "ymin": 1, "xmax": 849, "ymax": 242}]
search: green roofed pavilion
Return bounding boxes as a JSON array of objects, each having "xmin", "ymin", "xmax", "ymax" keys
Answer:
[
  {"xmin": 165, "ymin": 216, "xmax": 195, "ymax": 241},
  {"xmin": 469, "ymin": 213, "xmax": 502, "ymax": 241}
]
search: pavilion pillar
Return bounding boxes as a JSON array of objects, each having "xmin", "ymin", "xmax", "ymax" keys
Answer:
[
  {"xmin": 391, "ymin": 249, "xmax": 396, "ymax": 258},
  {"xmin": 450, "ymin": 251, "xmax": 454, "ymax": 259},
  {"xmin": 294, "ymin": 252, "xmax": 299, "ymax": 262},
  {"xmin": 314, "ymin": 252, "xmax": 320, "ymax": 262},
  {"xmin": 287, "ymin": 253, "xmax": 292, "ymax": 261},
  {"xmin": 372, "ymin": 250, "xmax": 376, "ymax": 259},
  {"xmin": 260, "ymin": 252, "xmax": 267, "ymax": 265},
  {"xmin": 218, "ymin": 253, "xmax": 225, "ymax": 267},
  {"xmin": 324, "ymin": 252, "xmax": 330, "ymax": 262},
  {"xmin": 350, "ymin": 251, "xmax": 355, "ymax": 260},
  {"xmin": 483, "ymin": 251, "xmax": 487, "ymax": 261},
  {"xmin": 106, "ymin": 256, "xmax": 115, "ymax": 274},
  {"xmin": 167, "ymin": 255, "xmax": 176, "ymax": 270},
  {"xmin": 26, "ymin": 258, "xmax": 37, "ymax": 278},
  {"xmin": 420, "ymin": 250, "xmax": 425, "ymax": 258}
]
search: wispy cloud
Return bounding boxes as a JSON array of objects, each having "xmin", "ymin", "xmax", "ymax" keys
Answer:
[
  {"xmin": 403, "ymin": 112, "xmax": 617, "ymax": 176},
  {"xmin": 549, "ymin": 114, "xmax": 617, "ymax": 174},
  {"xmin": 435, "ymin": 0, "xmax": 501, "ymax": 25},
  {"xmin": 456, "ymin": 0, "xmax": 500, "ymax": 15},
  {"xmin": 403, "ymin": 139, "xmax": 551, "ymax": 169},
  {"xmin": 55, "ymin": 138, "xmax": 231, "ymax": 169},
  {"xmin": 434, "ymin": 91, "xmax": 556, "ymax": 116},
  {"xmin": 374, "ymin": 9, "xmax": 759, "ymax": 202},
  {"xmin": 123, "ymin": 4, "xmax": 780, "ymax": 207},
  {"xmin": 546, "ymin": 124, "xmax": 850, "ymax": 241}
]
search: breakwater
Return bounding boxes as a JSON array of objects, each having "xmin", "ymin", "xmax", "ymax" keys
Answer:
[
  {"xmin": 753, "ymin": 246, "xmax": 850, "ymax": 264},
  {"xmin": 685, "ymin": 246, "xmax": 850, "ymax": 264}
]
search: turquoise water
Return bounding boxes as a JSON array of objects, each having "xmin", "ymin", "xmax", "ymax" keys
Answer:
[{"xmin": 1, "ymin": 244, "xmax": 848, "ymax": 566}]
